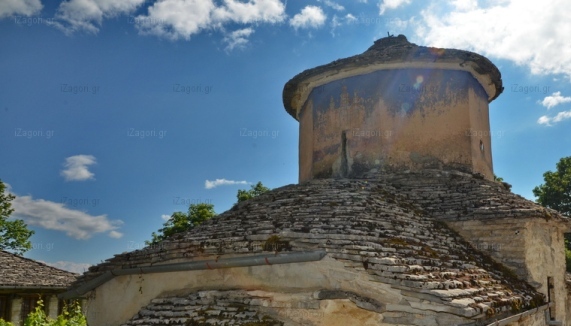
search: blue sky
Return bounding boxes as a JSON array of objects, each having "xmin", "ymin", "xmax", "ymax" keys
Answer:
[{"xmin": 0, "ymin": 0, "xmax": 570, "ymax": 273}]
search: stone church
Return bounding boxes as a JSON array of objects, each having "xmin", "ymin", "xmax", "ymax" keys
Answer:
[{"xmin": 62, "ymin": 35, "xmax": 571, "ymax": 326}]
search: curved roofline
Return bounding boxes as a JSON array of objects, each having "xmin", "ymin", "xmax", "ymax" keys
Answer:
[
  {"xmin": 60, "ymin": 251, "xmax": 326, "ymax": 299},
  {"xmin": 282, "ymin": 35, "xmax": 503, "ymax": 120}
]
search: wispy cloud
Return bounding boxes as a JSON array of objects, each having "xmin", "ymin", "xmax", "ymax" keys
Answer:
[
  {"xmin": 61, "ymin": 155, "xmax": 96, "ymax": 181},
  {"xmin": 415, "ymin": 0, "xmax": 571, "ymax": 79},
  {"xmin": 0, "ymin": 0, "xmax": 42, "ymax": 19},
  {"xmin": 161, "ymin": 214, "xmax": 171, "ymax": 221},
  {"xmin": 538, "ymin": 110, "xmax": 571, "ymax": 126},
  {"xmin": 345, "ymin": 13, "xmax": 357, "ymax": 23},
  {"xmin": 379, "ymin": 0, "xmax": 411, "ymax": 15},
  {"xmin": 205, "ymin": 178, "xmax": 249, "ymax": 189},
  {"xmin": 11, "ymin": 194, "xmax": 123, "ymax": 240},
  {"xmin": 223, "ymin": 28, "xmax": 254, "ymax": 51},
  {"xmin": 290, "ymin": 6, "xmax": 326, "ymax": 30},
  {"xmin": 320, "ymin": 0, "xmax": 344, "ymax": 11},
  {"xmin": 41, "ymin": 260, "xmax": 91, "ymax": 274},
  {"xmin": 540, "ymin": 91, "xmax": 571, "ymax": 109},
  {"xmin": 51, "ymin": 0, "xmax": 145, "ymax": 34},
  {"xmin": 331, "ymin": 13, "xmax": 357, "ymax": 35}
]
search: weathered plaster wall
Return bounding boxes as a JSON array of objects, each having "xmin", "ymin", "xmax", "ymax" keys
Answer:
[
  {"xmin": 446, "ymin": 218, "xmax": 567, "ymax": 324},
  {"xmin": 467, "ymin": 85, "xmax": 493, "ymax": 180},
  {"xmin": 511, "ymin": 311, "xmax": 550, "ymax": 326},
  {"xmin": 298, "ymin": 68, "xmax": 492, "ymax": 182},
  {"xmin": 85, "ymin": 256, "xmax": 469, "ymax": 326},
  {"xmin": 524, "ymin": 219, "xmax": 566, "ymax": 322},
  {"xmin": 10, "ymin": 297, "xmax": 22, "ymax": 326}
]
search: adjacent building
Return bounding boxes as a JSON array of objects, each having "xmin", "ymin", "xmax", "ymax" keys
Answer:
[{"xmin": 0, "ymin": 250, "xmax": 78, "ymax": 325}]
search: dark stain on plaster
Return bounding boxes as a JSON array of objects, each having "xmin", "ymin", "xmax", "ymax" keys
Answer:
[
  {"xmin": 310, "ymin": 69, "xmax": 480, "ymax": 118},
  {"xmin": 340, "ymin": 131, "xmax": 348, "ymax": 177}
]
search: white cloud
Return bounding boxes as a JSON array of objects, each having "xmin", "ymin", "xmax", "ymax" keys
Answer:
[
  {"xmin": 60, "ymin": 155, "xmax": 96, "ymax": 181},
  {"xmin": 51, "ymin": 0, "xmax": 286, "ymax": 41},
  {"xmin": 212, "ymin": 0, "xmax": 286, "ymax": 24},
  {"xmin": 0, "ymin": 0, "xmax": 42, "ymax": 18},
  {"xmin": 41, "ymin": 260, "xmax": 91, "ymax": 274},
  {"xmin": 108, "ymin": 230, "xmax": 123, "ymax": 238},
  {"xmin": 345, "ymin": 13, "xmax": 357, "ymax": 23},
  {"xmin": 540, "ymin": 92, "xmax": 571, "ymax": 109},
  {"xmin": 450, "ymin": 0, "xmax": 478, "ymax": 11},
  {"xmin": 161, "ymin": 214, "xmax": 171, "ymax": 221},
  {"xmin": 320, "ymin": 0, "xmax": 344, "ymax": 11},
  {"xmin": 205, "ymin": 178, "xmax": 249, "ymax": 189},
  {"xmin": 290, "ymin": 6, "xmax": 326, "ymax": 30},
  {"xmin": 136, "ymin": 0, "xmax": 217, "ymax": 40},
  {"xmin": 136, "ymin": 0, "xmax": 285, "ymax": 41},
  {"xmin": 538, "ymin": 110, "xmax": 571, "ymax": 126},
  {"xmin": 11, "ymin": 194, "xmax": 123, "ymax": 240},
  {"xmin": 223, "ymin": 27, "xmax": 254, "ymax": 51},
  {"xmin": 52, "ymin": 0, "xmax": 145, "ymax": 34},
  {"xmin": 415, "ymin": 0, "xmax": 571, "ymax": 79},
  {"xmin": 379, "ymin": 0, "xmax": 411, "ymax": 15}
]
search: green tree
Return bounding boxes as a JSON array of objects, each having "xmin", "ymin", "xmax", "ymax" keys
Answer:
[
  {"xmin": 532, "ymin": 156, "xmax": 571, "ymax": 217},
  {"xmin": 237, "ymin": 182, "xmax": 270, "ymax": 203},
  {"xmin": 0, "ymin": 179, "xmax": 34, "ymax": 255},
  {"xmin": 533, "ymin": 157, "xmax": 571, "ymax": 273},
  {"xmin": 494, "ymin": 175, "xmax": 504, "ymax": 182},
  {"xmin": 146, "ymin": 203, "xmax": 216, "ymax": 245}
]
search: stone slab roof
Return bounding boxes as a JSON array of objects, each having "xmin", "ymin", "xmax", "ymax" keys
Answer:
[
  {"xmin": 121, "ymin": 289, "xmax": 388, "ymax": 326},
  {"xmin": 68, "ymin": 170, "xmax": 562, "ymax": 322},
  {"xmin": 282, "ymin": 34, "xmax": 503, "ymax": 120},
  {"xmin": 0, "ymin": 250, "xmax": 78, "ymax": 289},
  {"xmin": 361, "ymin": 169, "xmax": 569, "ymax": 223},
  {"xmin": 121, "ymin": 290, "xmax": 286, "ymax": 326}
]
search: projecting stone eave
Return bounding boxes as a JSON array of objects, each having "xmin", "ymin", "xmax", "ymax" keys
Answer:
[{"xmin": 282, "ymin": 34, "xmax": 503, "ymax": 120}]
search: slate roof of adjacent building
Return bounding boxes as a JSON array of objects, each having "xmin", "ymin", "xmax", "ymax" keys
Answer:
[
  {"xmin": 0, "ymin": 250, "xmax": 78, "ymax": 289},
  {"xmin": 68, "ymin": 169, "xmax": 571, "ymax": 323},
  {"xmin": 282, "ymin": 34, "xmax": 504, "ymax": 119}
]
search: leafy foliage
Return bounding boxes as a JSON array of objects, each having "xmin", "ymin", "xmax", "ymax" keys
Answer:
[
  {"xmin": 532, "ymin": 156, "xmax": 571, "ymax": 217},
  {"xmin": 0, "ymin": 319, "xmax": 15, "ymax": 326},
  {"xmin": 24, "ymin": 298, "xmax": 86, "ymax": 326},
  {"xmin": 147, "ymin": 203, "xmax": 216, "ymax": 245},
  {"xmin": 566, "ymin": 239, "xmax": 571, "ymax": 273},
  {"xmin": 146, "ymin": 181, "xmax": 270, "ymax": 245},
  {"xmin": 237, "ymin": 182, "xmax": 270, "ymax": 203},
  {"xmin": 493, "ymin": 175, "xmax": 504, "ymax": 182},
  {"xmin": 0, "ymin": 179, "xmax": 34, "ymax": 255}
]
